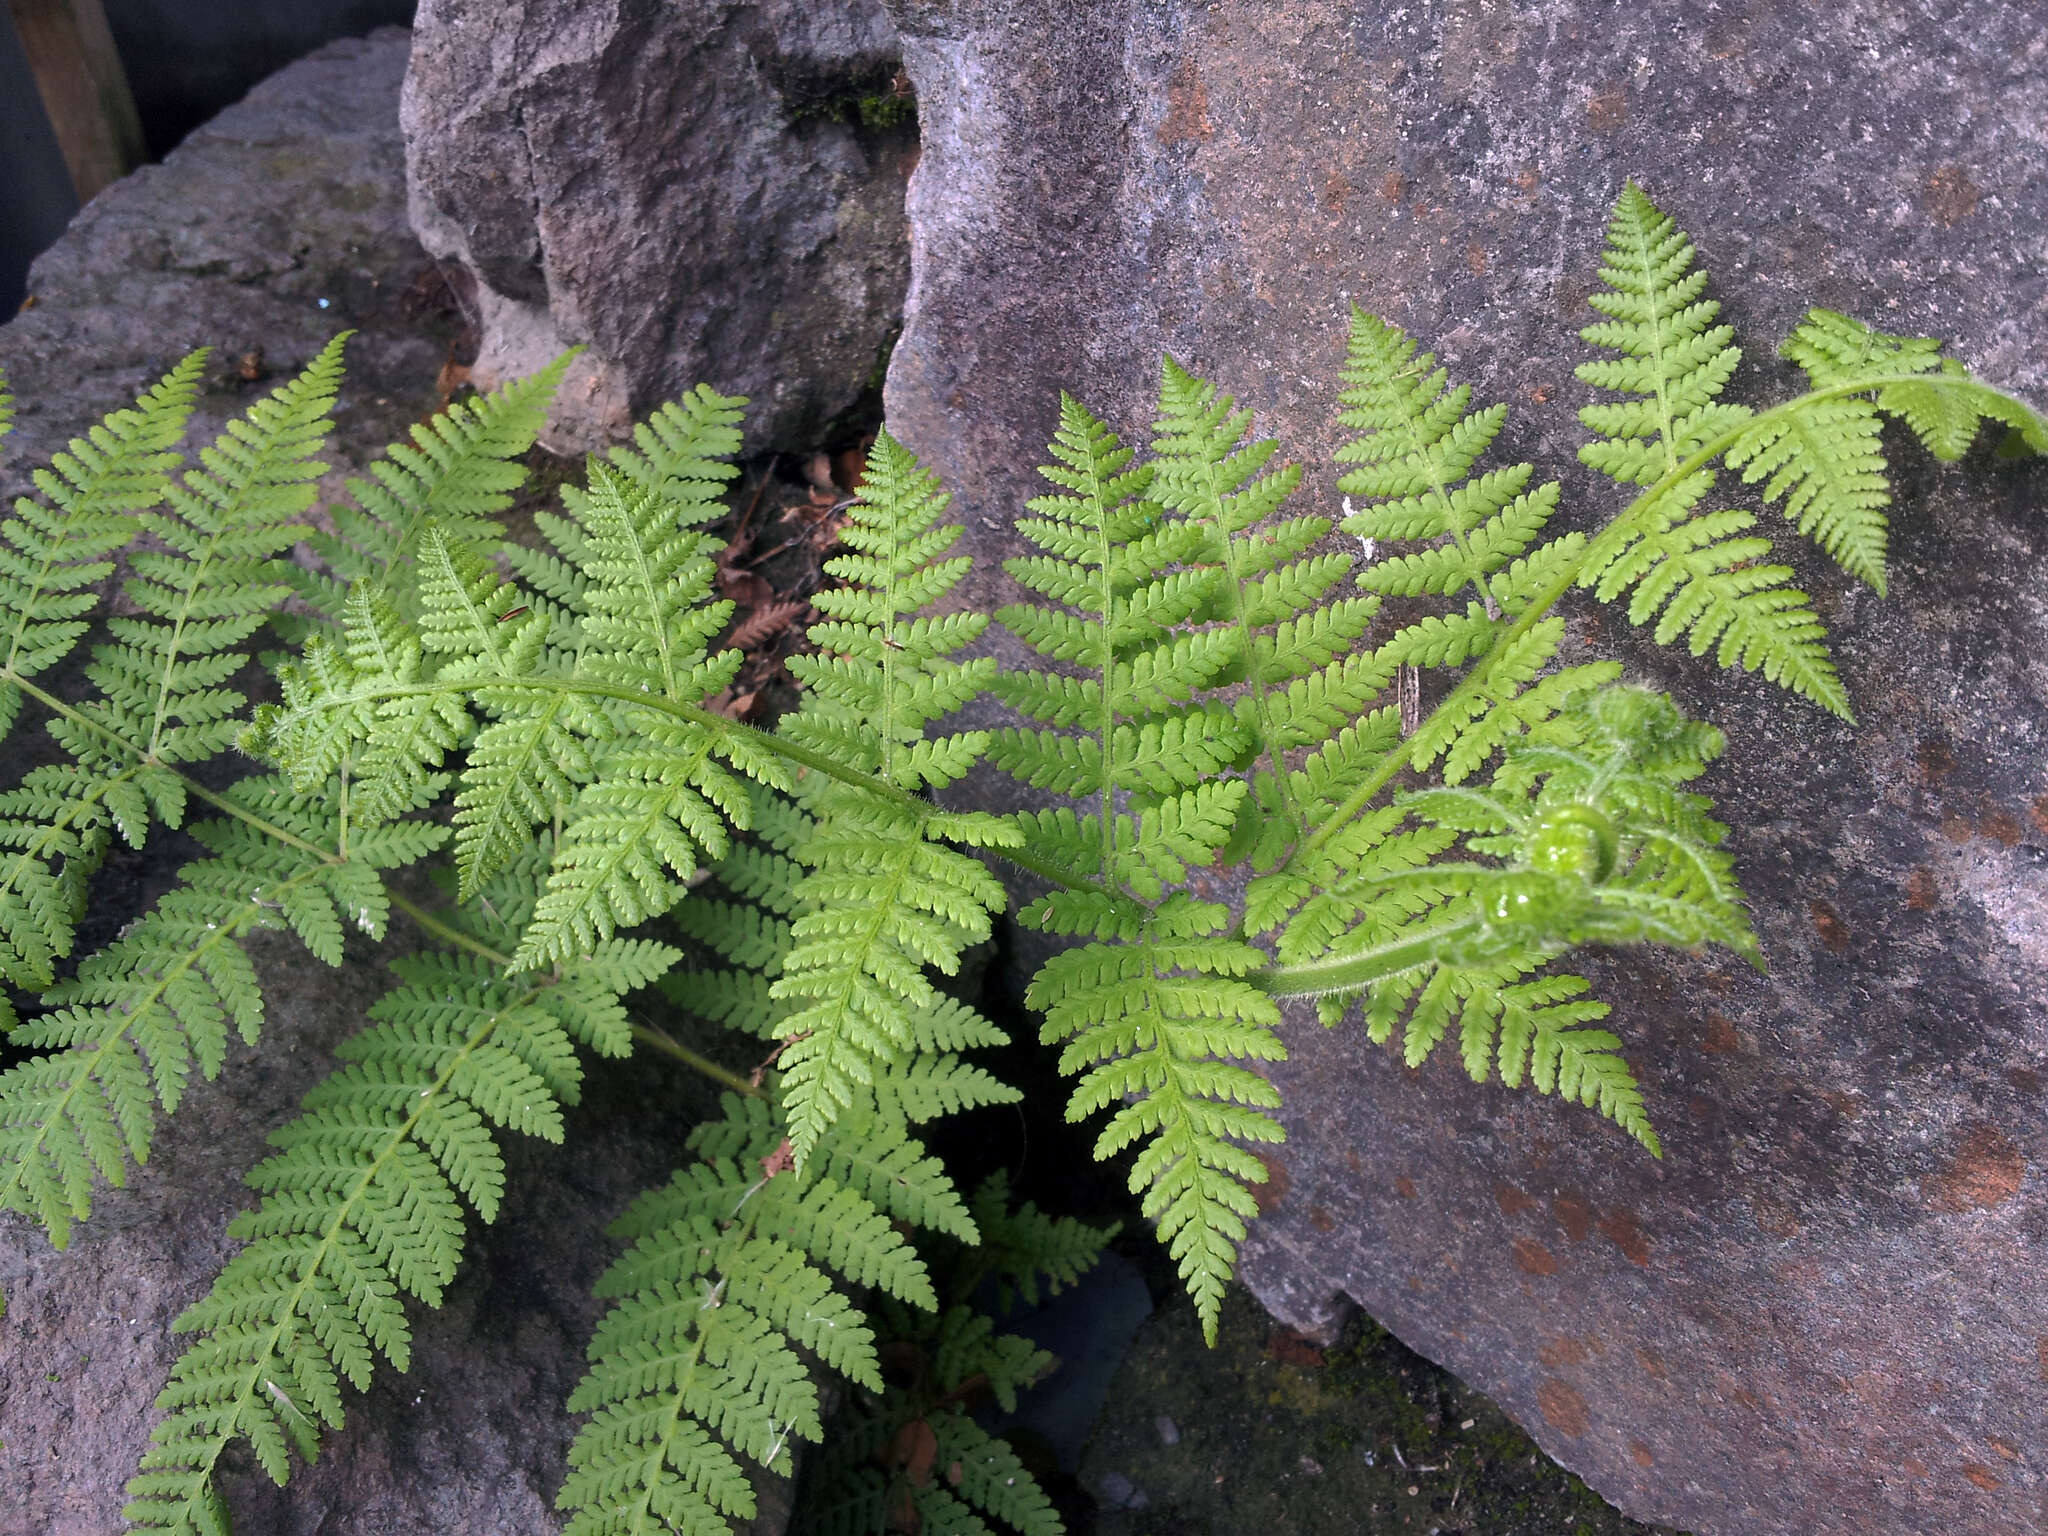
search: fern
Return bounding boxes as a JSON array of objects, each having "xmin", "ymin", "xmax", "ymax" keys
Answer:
[
  {"xmin": 992, "ymin": 392, "xmax": 1284, "ymax": 1343},
  {"xmin": 790, "ymin": 1171, "xmax": 1111, "ymax": 1536},
  {"xmin": 0, "ymin": 341, "xmax": 344, "ymax": 993},
  {"xmin": 0, "ymin": 180, "xmax": 2034, "ymax": 1536},
  {"xmin": 557, "ymin": 1091, "xmax": 958, "ymax": 1536},
  {"xmin": 1572, "ymin": 185, "xmax": 1847, "ymax": 714},
  {"xmin": 1150, "ymin": 356, "xmax": 1381, "ymax": 870},
  {"xmin": 284, "ymin": 355, "xmax": 572, "ymax": 632},
  {"xmin": 125, "ymin": 850, "xmax": 667, "ymax": 1533},
  {"xmin": 1334, "ymin": 307, "xmax": 1614, "ymax": 784},
  {"xmin": 253, "ymin": 386, "xmax": 778, "ymax": 964},
  {"xmin": 769, "ymin": 430, "xmax": 1017, "ymax": 1165},
  {"xmin": 0, "ymin": 351, "xmax": 207, "ymax": 739},
  {"xmin": 0, "ymin": 777, "xmax": 446, "ymax": 1249}
]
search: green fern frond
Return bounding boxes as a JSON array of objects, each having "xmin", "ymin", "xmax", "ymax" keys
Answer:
[
  {"xmin": 1777, "ymin": 307, "xmax": 2048, "ymax": 460},
  {"xmin": 68, "ymin": 336, "xmax": 347, "ymax": 772},
  {"xmin": 1336, "ymin": 310, "xmax": 1565, "ymax": 609},
  {"xmin": 1710, "ymin": 308, "xmax": 2048, "ymax": 597},
  {"xmin": 1266, "ymin": 685, "xmax": 1755, "ymax": 1154},
  {"xmin": 1027, "ymin": 896, "xmax": 1281, "ymax": 1345},
  {"xmin": 0, "ymin": 777, "xmax": 444, "ymax": 1251},
  {"xmin": 1719, "ymin": 390, "xmax": 1891, "ymax": 593},
  {"xmin": 1571, "ymin": 189, "xmax": 1856, "ymax": 713},
  {"xmin": 125, "ymin": 887, "xmax": 660, "ymax": 1533},
  {"xmin": 289, "ymin": 355, "xmax": 572, "ymax": 626},
  {"xmin": 771, "ymin": 431, "xmax": 1007, "ymax": 1166},
  {"xmin": 0, "ymin": 351, "xmax": 206, "ymax": 736},
  {"xmin": 1327, "ymin": 308, "xmax": 1596, "ymax": 798},
  {"xmin": 1581, "ymin": 494, "xmax": 1849, "ymax": 716},
  {"xmin": 568, "ymin": 382, "xmax": 747, "ymax": 512},
  {"xmin": 0, "ymin": 346, "xmax": 345, "ymax": 992},
  {"xmin": 1151, "ymin": 356, "xmax": 1379, "ymax": 865},
  {"xmin": 991, "ymin": 394, "xmax": 1293, "ymax": 1341},
  {"xmin": 1574, "ymin": 182, "xmax": 1752, "ymax": 488},
  {"xmin": 965, "ymin": 1168, "xmax": 1118, "ymax": 1312},
  {"xmin": 788, "ymin": 1174, "xmax": 1101, "ymax": 1536},
  {"xmin": 560, "ymin": 1090, "xmax": 978, "ymax": 1536},
  {"xmin": 511, "ymin": 454, "xmax": 758, "ymax": 968}
]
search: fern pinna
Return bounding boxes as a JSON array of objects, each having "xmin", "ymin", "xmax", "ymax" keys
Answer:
[
  {"xmin": 126, "ymin": 851, "xmax": 672, "ymax": 1534},
  {"xmin": 0, "ymin": 181, "xmax": 2041, "ymax": 1536},
  {"xmin": 769, "ymin": 431, "xmax": 1019, "ymax": 1165}
]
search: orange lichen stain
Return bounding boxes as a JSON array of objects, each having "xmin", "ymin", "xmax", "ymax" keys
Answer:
[
  {"xmin": 1536, "ymin": 1378, "xmax": 1591, "ymax": 1437},
  {"xmin": 1978, "ymin": 809, "xmax": 2023, "ymax": 847},
  {"xmin": 1754, "ymin": 1197, "xmax": 1802, "ymax": 1239},
  {"xmin": 1159, "ymin": 57, "xmax": 1213, "ymax": 144},
  {"xmin": 1308, "ymin": 1205, "xmax": 1336, "ymax": 1233},
  {"xmin": 1818, "ymin": 1089, "xmax": 1863, "ymax": 1120},
  {"xmin": 1915, "ymin": 738, "xmax": 1956, "ymax": 783},
  {"xmin": 1540, "ymin": 1336, "xmax": 1590, "ymax": 1367},
  {"xmin": 1906, "ymin": 867, "xmax": 1939, "ymax": 911},
  {"xmin": 1636, "ymin": 1345, "xmax": 1668, "ymax": 1382},
  {"xmin": 2030, "ymin": 794, "xmax": 2048, "ymax": 836},
  {"xmin": 1379, "ymin": 171, "xmax": 1405, "ymax": 203},
  {"xmin": 1587, "ymin": 88, "xmax": 1627, "ymax": 132},
  {"xmin": 1266, "ymin": 1330, "xmax": 1326, "ymax": 1368},
  {"xmin": 1988, "ymin": 1436, "xmax": 2020, "ymax": 1461},
  {"xmin": 1902, "ymin": 1456, "xmax": 1930, "ymax": 1478},
  {"xmin": 1962, "ymin": 1464, "xmax": 2002, "ymax": 1492},
  {"xmin": 1492, "ymin": 1180, "xmax": 1538, "ymax": 1217},
  {"xmin": 1630, "ymin": 1440, "xmax": 1655, "ymax": 1468},
  {"xmin": 2008, "ymin": 1065, "xmax": 2044, "ymax": 1095},
  {"xmin": 1515, "ymin": 166, "xmax": 1541, "ymax": 192},
  {"xmin": 1320, "ymin": 169, "xmax": 1350, "ymax": 213},
  {"xmin": 1395, "ymin": 1174, "xmax": 1418, "ymax": 1199},
  {"xmin": 1512, "ymin": 1236, "xmax": 1559, "ymax": 1276},
  {"xmin": 1344, "ymin": 1148, "xmax": 1363, "ymax": 1173},
  {"xmin": 1941, "ymin": 814, "xmax": 1974, "ymax": 844},
  {"xmin": 1809, "ymin": 899, "xmax": 1851, "ymax": 953},
  {"xmin": 1701, "ymin": 1012, "xmax": 1741, "ymax": 1053},
  {"xmin": 1922, "ymin": 166, "xmax": 1981, "ymax": 225},
  {"xmin": 1598, "ymin": 1208, "xmax": 1651, "ymax": 1267},
  {"xmin": 1730, "ymin": 1385, "xmax": 1763, "ymax": 1415},
  {"xmin": 1552, "ymin": 1191, "xmax": 1593, "ymax": 1243},
  {"xmin": 1252, "ymin": 1150, "xmax": 1291, "ymax": 1214},
  {"xmin": 1407, "ymin": 1274, "xmax": 1424, "ymax": 1293},
  {"xmin": 1925, "ymin": 1123, "xmax": 2027, "ymax": 1213},
  {"xmin": 1465, "ymin": 240, "xmax": 1487, "ymax": 274}
]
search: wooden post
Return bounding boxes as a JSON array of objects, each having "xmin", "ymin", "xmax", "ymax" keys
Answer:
[{"xmin": 7, "ymin": 0, "xmax": 144, "ymax": 202}]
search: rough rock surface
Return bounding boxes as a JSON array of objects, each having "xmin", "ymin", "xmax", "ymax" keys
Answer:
[
  {"xmin": 402, "ymin": 0, "xmax": 915, "ymax": 453},
  {"xmin": 883, "ymin": 3, "xmax": 2048, "ymax": 1533},
  {"xmin": 0, "ymin": 32, "xmax": 758, "ymax": 1536}
]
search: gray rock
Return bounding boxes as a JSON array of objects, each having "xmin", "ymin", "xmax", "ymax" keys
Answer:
[
  {"xmin": 401, "ymin": 0, "xmax": 914, "ymax": 453},
  {"xmin": 0, "ymin": 28, "xmax": 447, "ymax": 523},
  {"xmin": 0, "ymin": 31, "xmax": 761, "ymax": 1536},
  {"xmin": 882, "ymin": 3, "xmax": 2048, "ymax": 1533}
]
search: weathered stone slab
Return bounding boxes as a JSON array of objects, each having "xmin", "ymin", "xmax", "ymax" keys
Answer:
[
  {"xmin": 0, "ymin": 31, "xmax": 757, "ymax": 1535},
  {"xmin": 402, "ymin": 0, "xmax": 915, "ymax": 452},
  {"xmin": 882, "ymin": 3, "xmax": 2048, "ymax": 1532}
]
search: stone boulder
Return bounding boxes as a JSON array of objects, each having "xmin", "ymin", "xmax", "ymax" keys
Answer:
[
  {"xmin": 881, "ymin": 3, "xmax": 2048, "ymax": 1533},
  {"xmin": 0, "ymin": 31, "xmax": 761, "ymax": 1535},
  {"xmin": 401, "ymin": 0, "xmax": 915, "ymax": 453}
]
